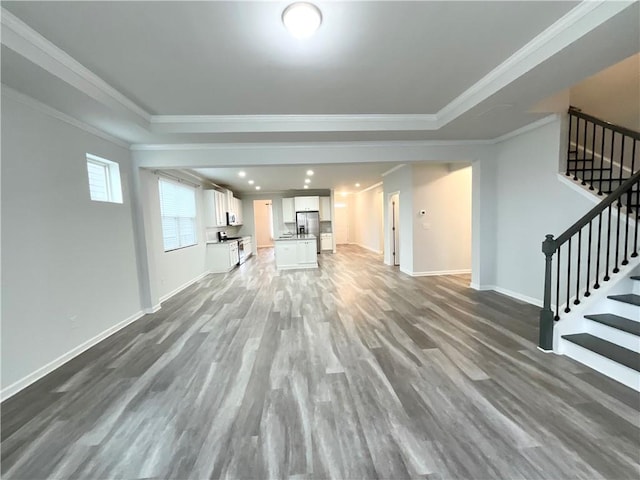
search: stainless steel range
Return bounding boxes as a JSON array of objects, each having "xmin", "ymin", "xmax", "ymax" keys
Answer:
[{"xmin": 218, "ymin": 231, "xmax": 245, "ymax": 265}]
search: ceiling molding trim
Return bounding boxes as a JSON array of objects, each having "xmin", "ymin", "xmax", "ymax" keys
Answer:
[
  {"xmin": 435, "ymin": 0, "xmax": 634, "ymax": 128},
  {"xmin": 381, "ymin": 165, "xmax": 407, "ymax": 177},
  {"xmin": 358, "ymin": 181, "xmax": 384, "ymax": 194},
  {"xmin": 150, "ymin": 114, "xmax": 439, "ymax": 133},
  {"xmin": 130, "ymin": 139, "xmax": 490, "ymax": 151},
  {"xmin": 0, "ymin": 7, "xmax": 152, "ymax": 127},
  {"xmin": 1, "ymin": 84, "xmax": 130, "ymax": 148},
  {"xmin": 491, "ymin": 114, "xmax": 560, "ymax": 144}
]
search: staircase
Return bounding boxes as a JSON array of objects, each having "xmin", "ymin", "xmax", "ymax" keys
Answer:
[{"xmin": 539, "ymin": 107, "xmax": 640, "ymax": 390}]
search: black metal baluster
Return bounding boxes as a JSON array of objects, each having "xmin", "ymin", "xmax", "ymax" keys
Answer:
[
  {"xmin": 598, "ymin": 128, "xmax": 606, "ymax": 195},
  {"xmin": 555, "ymin": 246, "xmax": 561, "ymax": 320},
  {"xmin": 613, "ymin": 192, "xmax": 621, "ymax": 273},
  {"xmin": 565, "ymin": 238, "xmax": 572, "ymax": 313},
  {"xmin": 609, "ymin": 131, "xmax": 615, "ymax": 193},
  {"xmin": 580, "ymin": 118, "xmax": 588, "ymax": 184},
  {"xmin": 588, "ymin": 122, "xmax": 596, "ymax": 189},
  {"xmin": 623, "ymin": 175, "xmax": 631, "ymax": 266},
  {"xmin": 634, "ymin": 185, "xmax": 639, "ymax": 258},
  {"xmin": 594, "ymin": 213, "xmax": 602, "ymax": 289},
  {"xmin": 574, "ymin": 230, "xmax": 581, "ymax": 305},
  {"xmin": 585, "ymin": 221, "xmax": 592, "ymax": 297},
  {"xmin": 604, "ymin": 204, "xmax": 612, "ymax": 281},
  {"xmin": 566, "ymin": 113, "xmax": 573, "ymax": 177}
]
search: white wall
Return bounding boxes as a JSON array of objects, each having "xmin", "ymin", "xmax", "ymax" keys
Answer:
[
  {"xmin": 139, "ymin": 169, "xmax": 208, "ymax": 303},
  {"xmin": 352, "ymin": 185, "xmax": 384, "ymax": 254},
  {"xmin": 253, "ymin": 199, "xmax": 274, "ymax": 247},
  {"xmin": 411, "ymin": 164, "xmax": 472, "ymax": 274},
  {"xmin": 1, "ymin": 93, "xmax": 142, "ymax": 393},
  {"xmin": 489, "ymin": 118, "xmax": 596, "ymax": 303}
]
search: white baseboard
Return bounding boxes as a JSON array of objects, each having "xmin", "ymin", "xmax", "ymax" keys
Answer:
[
  {"xmin": 158, "ymin": 271, "xmax": 209, "ymax": 303},
  {"xmin": 1, "ymin": 309, "xmax": 146, "ymax": 401},
  {"xmin": 144, "ymin": 304, "xmax": 161, "ymax": 314},
  {"xmin": 354, "ymin": 243, "xmax": 383, "ymax": 255},
  {"xmin": 492, "ymin": 286, "xmax": 543, "ymax": 307},
  {"xmin": 470, "ymin": 283, "xmax": 496, "ymax": 291},
  {"xmin": 410, "ymin": 269, "xmax": 472, "ymax": 277}
]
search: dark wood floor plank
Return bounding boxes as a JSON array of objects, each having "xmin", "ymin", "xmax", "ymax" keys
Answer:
[{"xmin": 2, "ymin": 245, "xmax": 639, "ymax": 479}]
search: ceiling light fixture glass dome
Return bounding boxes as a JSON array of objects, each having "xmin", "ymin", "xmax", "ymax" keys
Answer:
[{"xmin": 282, "ymin": 3, "xmax": 322, "ymax": 39}]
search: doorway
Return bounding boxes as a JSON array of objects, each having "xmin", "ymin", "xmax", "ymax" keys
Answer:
[
  {"xmin": 253, "ymin": 199, "xmax": 274, "ymax": 248},
  {"xmin": 390, "ymin": 193, "xmax": 400, "ymax": 266},
  {"xmin": 334, "ymin": 197, "xmax": 349, "ymax": 245}
]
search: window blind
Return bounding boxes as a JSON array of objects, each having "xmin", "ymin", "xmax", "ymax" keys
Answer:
[
  {"xmin": 159, "ymin": 178, "xmax": 197, "ymax": 251},
  {"xmin": 87, "ymin": 160, "xmax": 110, "ymax": 201}
]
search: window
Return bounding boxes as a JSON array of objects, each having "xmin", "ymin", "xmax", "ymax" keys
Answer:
[
  {"xmin": 159, "ymin": 178, "xmax": 197, "ymax": 251},
  {"xmin": 86, "ymin": 154, "xmax": 123, "ymax": 203}
]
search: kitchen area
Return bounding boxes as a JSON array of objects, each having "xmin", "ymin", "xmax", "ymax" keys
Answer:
[{"xmin": 203, "ymin": 187, "xmax": 334, "ymax": 273}]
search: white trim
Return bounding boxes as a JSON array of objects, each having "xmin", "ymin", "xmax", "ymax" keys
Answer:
[
  {"xmin": 407, "ymin": 269, "xmax": 472, "ymax": 277},
  {"xmin": 358, "ymin": 181, "xmax": 383, "ymax": 194},
  {"xmin": 435, "ymin": 1, "xmax": 633, "ymax": 127},
  {"xmin": 1, "ymin": 85, "xmax": 130, "ymax": 148},
  {"xmin": 0, "ymin": 310, "xmax": 146, "ymax": 401},
  {"xmin": 144, "ymin": 304, "xmax": 162, "ymax": 314},
  {"xmin": 492, "ymin": 286, "xmax": 543, "ymax": 308},
  {"xmin": 381, "ymin": 164, "xmax": 407, "ymax": 177},
  {"xmin": 492, "ymin": 114, "xmax": 560, "ymax": 144},
  {"xmin": 158, "ymin": 271, "xmax": 209, "ymax": 303},
  {"xmin": 150, "ymin": 113, "xmax": 439, "ymax": 134},
  {"xmin": 0, "ymin": 8, "xmax": 151, "ymax": 126},
  {"xmin": 469, "ymin": 283, "xmax": 497, "ymax": 291}
]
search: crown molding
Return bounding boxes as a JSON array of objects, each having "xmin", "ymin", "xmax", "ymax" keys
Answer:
[
  {"xmin": 381, "ymin": 164, "xmax": 407, "ymax": 177},
  {"xmin": 150, "ymin": 113, "xmax": 439, "ymax": 133},
  {"xmin": 2, "ymin": 84, "xmax": 130, "ymax": 148},
  {"xmin": 1, "ymin": 1, "xmax": 633, "ymax": 137},
  {"xmin": 358, "ymin": 181, "xmax": 384, "ymax": 193},
  {"xmin": 491, "ymin": 113, "xmax": 560, "ymax": 144},
  {"xmin": 435, "ymin": 0, "xmax": 635, "ymax": 128},
  {"xmin": 0, "ymin": 7, "xmax": 151, "ymax": 127}
]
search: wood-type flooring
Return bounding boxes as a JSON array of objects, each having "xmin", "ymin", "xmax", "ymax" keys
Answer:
[{"xmin": 2, "ymin": 246, "xmax": 639, "ymax": 479}]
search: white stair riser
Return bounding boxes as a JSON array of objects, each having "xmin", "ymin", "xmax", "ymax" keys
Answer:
[
  {"xmin": 633, "ymin": 280, "xmax": 640, "ymax": 295},
  {"xmin": 559, "ymin": 339, "xmax": 640, "ymax": 391},
  {"xmin": 584, "ymin": 320, "xmax": 640, "ymax": 351},
  {"xmin": 589, "ymin": 299, "xmax": 640, "ymax": 319}
]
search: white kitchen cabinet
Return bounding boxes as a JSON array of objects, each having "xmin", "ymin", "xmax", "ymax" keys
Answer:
[
  {"xmin": 235, "ymin": 197, "xmax": 243, "ymax": 225},
  {"xmin": 282, "ymin": 198, "xmax": 295, "ymax": 223},
  {"xmin": 203, "ymin": 190, "xmax": 227, "ymax": 227},
  {"xmin": 294, "ymin": 196, "xmax": 319, "ymax": 212},
  {"xmin": 206, "ymin": 241, "xmax": 239, "ymax": 273},
  {"xmin": 275, "ymin": 242, "xmax": 299, "ymax": 268},
  {"xmin": 319, "ymin": 196, "xmax": 331, "ymax": 221},
  {"xmin": 297, "ymin": 240, "xmax": 317, "ymax": 264},
  {"xmin": 243, "ymin": 236, "xmax": 253, "ymax": 258},
  {"xmin": 274, "ymin": 236, "xmax": 318, "ymax": 270},
  {"xmin": 320, "ymin": 233, "xmax": 333, "ymax": 251}
]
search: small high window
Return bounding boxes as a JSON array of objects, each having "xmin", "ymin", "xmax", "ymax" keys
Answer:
[
  {"xmin": 158, "ymin": 178, "xmax": 197, "ymax": 251},
  {"xmin": 86, "ymin": 154, "xmax": 122, "ymax": 203}
]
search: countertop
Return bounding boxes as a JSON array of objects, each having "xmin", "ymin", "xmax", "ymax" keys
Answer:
[{"xmin": 275, "ymin": 234, "xmax": 316, "ymax": 241}]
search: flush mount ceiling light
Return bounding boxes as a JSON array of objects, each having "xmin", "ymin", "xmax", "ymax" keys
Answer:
[{"xmin": 282, "ymin": 3, "xmax": 322, "ymax": 39}]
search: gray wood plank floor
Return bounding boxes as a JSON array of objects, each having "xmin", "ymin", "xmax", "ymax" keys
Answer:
[{"xmin": 2, "ymin": 245, "xmax": 639, "ymax": 479}]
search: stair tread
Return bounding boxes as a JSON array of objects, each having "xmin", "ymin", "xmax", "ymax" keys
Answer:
[
  {"xmin": 607, "ymin": 294, "xmax": 640, "ymax": 306},
  {"xmin": 584, "ymin": 313, "xmax": 640, "ymax": 336},
  {"xmin": 631, "ymin": 276, "xmax": 640, "ymax": 281},
  {"xmin": 561, "ymin": 333, "xmax": 640, "ymax": 372}
]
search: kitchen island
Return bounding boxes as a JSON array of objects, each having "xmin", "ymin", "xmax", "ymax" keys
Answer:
[{"xmin": 274, "ymin": 234, "xmax": 318, "ymax": 270}]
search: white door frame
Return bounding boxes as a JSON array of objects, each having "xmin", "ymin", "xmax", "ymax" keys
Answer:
[{"xmin": 388, "ymin": 191, "xmax": 400, "ymax": 266}]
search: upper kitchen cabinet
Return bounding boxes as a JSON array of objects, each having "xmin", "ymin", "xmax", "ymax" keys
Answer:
[
  {"xmin": 319, "ymin": 196, "xmax": 331, "ymax": 221},
  {"xmin": 294, "ymin": 196, "xmax": 319, "ymax": 212},
  {"xmin": 228, "ymin": 196, "xmax": 243, "ymax": 225},
  {"xmin": 203, "ymin": 189, "xmax": 227, "ymax": 227},
  {"xmin": 282, "ymin": 198, "xmax": 295, "ymax": 223}
]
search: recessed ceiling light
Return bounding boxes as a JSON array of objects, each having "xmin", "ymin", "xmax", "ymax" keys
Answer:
[
  {"xmin": 306, "ymin": 170, "xmax": 314, "ymax": 176},
  {"xmin": 282, "ymin": 3, "xmax": 322, "ymax": 39},
  {"xmin": 248, "ymin": 180, "xmax": 255, "ymax": 185},
  {"xmin": 255, "ymin": 186, "xmax": 261, "ymax": 190},
  {"xmin": 305, "ymin": 178, "xmax": 311, "ymax": 184},
  {"xmin": 355, "ymin": 183, "xmax": 360, "ymax": 187},
  {"xmin": 238, "ymin": 171, "xmax": 246, "ymax": 177},
  {"xmin": 341, "ymin": 192, "xmax": 348, "ymax": 197},
  {"xmin": 304, "ymin": 185, "xmax": 309, "ymax": 189}
]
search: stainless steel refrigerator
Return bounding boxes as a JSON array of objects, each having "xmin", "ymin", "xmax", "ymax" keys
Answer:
[{"xmin": 296, "ymin": 211, "xmax": 320, "ymax": 253}]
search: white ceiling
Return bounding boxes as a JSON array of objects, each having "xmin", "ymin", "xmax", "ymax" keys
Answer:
[
  {"xmin": 193, "ymin": 161, "xmax": 399, "ymax": 193},
  {"xmin": 1, "ymin": 1, "xmax": 639, "ymax": 191},
  {"xmin": 2, "ymin": 1, "xmax": 578, "ymax": 115}
]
